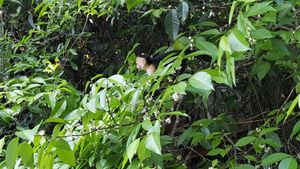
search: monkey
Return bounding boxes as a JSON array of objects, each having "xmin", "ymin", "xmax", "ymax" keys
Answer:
[
  {"xmin": 136, "ymin": 50, "xmax": 180, "ymax": 75},
  {"xmin": 136, "ymin": 49, "xmax": 212, "ymax": 75}
]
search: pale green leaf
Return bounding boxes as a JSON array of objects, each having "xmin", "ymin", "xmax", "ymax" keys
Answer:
[
  {"xmin": 164, "ymin": 9, "xmax": 180, "ymax": 41},
  {"xmin": 279, "ymin": 157, "xmax": 298, "ymax": 169},
  {"xmin": 177, "ymin": 1, "xmax": 189, "ymax": 23},
  {"xmin": 228, "ymin": 30, "xmax": 251, "ymax": 52},
  {"xmin": 145, "ymin": 133, "xmax": 161, "ymax": 155},
  {"xmin": 127, "ymin": 138, "xmax": 140, "ymax": 162},
  {"xmin": 188, "ymin": 72, "xmax": 214, "ymax": 91},
  {"xmin": 246, "ymin": 2, "xmax": 274, "ymax": 17}
]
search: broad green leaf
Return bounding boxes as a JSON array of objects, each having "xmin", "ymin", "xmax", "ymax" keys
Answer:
[
  {"xmin": 54, "ymin": 139, "xmax": 75, "ymax": 166},
  {"xmin": 142, "ymin": 120, "xmax": 152, "ymax": 131},
  {"xmin": 291, "ymin": 120, "xmax": 300, "ymax": 137},
  {"xmin": 207, "ymin": 148, "xmax": 227, "ymax": 157},
  {"xmin": 252, "ymin": 28, "xmax": 273, "ymax": 40},
  {"xmin": 189, "ymin": 72, "xmax": 214, "ymax": 91},
  {"xmin": 57, "ymin": 149, "xmax": 76, "ymax": 166},
  {"xmin": 195, "ymin": 39, "xmax": 218, "ymax": 59},
  {"xmin": 64, "ymin": 108, "xmax": 85, "ymax": 121},
  {"xmin": 108, "ymin": 74, "xmax": 126, "ymax": 86},
  {"xmin": 228, "ymin": 30, "xmax": 251, "ymax": 52},
  {"xmin": 127, "ymin": 138, "xmax": 140, "ymax": 162},
  {"xmin": 138, "ymin": 137, "xmax": 150, "ymax": 162},
  {"xmin": 259, "ymin": 127, "xmax": 278, "ymax": 137},
  {"xmin": 279, "ymin": 157, "xmax": 298, "ymax": 169},
  {"xmin": 6, "ymin": 138, "xmax": 19, "ymax": 169},
  {"xmin": 53, "ymin": 138, "xmax": 71, "ymax": 151},
  {"xmin": 245, "ymin": 155, "xmax": 257, "ymax": 162},
  {"xmin": 235, "ymin": 136, "xmax": 256, "ymax": 147},
  {"xmin": 45, "ymin": 91, "xmax": 57, "ymax": 110},
  {"xmin": 15, "ymin": 129, "xmax": 35, "ymax": 142},
  {"xmin": 219, "ymin": 36, "xmax": 231, "ymax": 53},
  {"xmin": 164, "ymin": 9, "xmax": 180, "ymax": 41},
  {"xmin": 172, "ymin": 82, "xmax": 187, "ymax": 94},
  {"xmin": 246, "ymin": 2, "xmax": 274, "ymax": 17},
  {"xmin": 262, "ymin": 153, "xmax": 290, "ymax": 166},
  {"xmin": 86, "ymin": 96, "xmax": 98, "ymax": 113},
  {"xmin": 199, "ymin": 29, "xmax": 221, "ymax": 36},
  {"xmin": 31, "ymin": 77, "xmax": 46, "ymax": 84},
  {"xmin": 19, "ymin": 142, "xmax": 34, "ymax": 167},
  {"xmin": 145, "ymin": 133, "xmax": 161, "ymax": 155},
  {"xmin": 252, "ymin": 61, "xmax": 271, "ymax": 80},
  {"xmin": 126, "ymin": 0, "xmax": 143, "ymax": 11},
  {"xmin": 177, "ymin": 1, "xmax": 189, "ymax": 23},
  {"xmin": 235, "ymin": 164, "xmax": 256, "ymax": 169},
  {"xmin": 51, "ymin": 100, "xmax": 67, "ymax": 117}
]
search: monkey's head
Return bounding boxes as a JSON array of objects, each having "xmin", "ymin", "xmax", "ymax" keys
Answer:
[
  {"xmin": 136, "ymin": 57, "xmax": 147, "ymax": 70},
  {"xmin": 136, "ymin": 54, "xmax": 155, "ymax": 75}
]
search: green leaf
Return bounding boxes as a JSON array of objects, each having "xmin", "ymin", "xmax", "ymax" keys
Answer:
[
  {"xmin": 229, "ymin": 1, "xmax": 237, "ymax": 25},
  {"xmin": 15, "ymin": 129, "xmax": 35, "ymax": 142},
  {"xmin": 145, "ymin": 133, "xmax": 161, "ymax": 155},
  {"xmin": 199, "ymin": 29, "xmax": 221, "ymax": 36},
  {"xmin": 108, "ymin": 74, "xmax": 126, "ymax": 86},
  {"xmin": 207, "ymin": 148, "xmax": 227, "ymax": 157},
  {"xmin": 54, "ymin": 139, "xmax": 76, "ymax": 166},
  {"xmin": 126, "ymin": 0, "xmax": 143, "ymax": 11},
  {"xmin": 172, "ymin": 82, "xmax": 187, "ymax": 94},
  {"xmin": 57, "ymin": 149, "xmax": 76, "ymax": 166},
  {"xmin": 6, "ymin": 138, "xmax": 19, "ymax": 169},
  {"xmin": 279, "ymin": 158, "xmax": 298, "ymax": 169},
  {"xmin": 127, "ymin": 138, "xmax": 140, "ymax": 162},
  {"xmin": 0, "ymin": 0, "xmax": 4, "ymax": 8},
  {"xmin": 235, "ymin": 164, "xmax": 256, "ymax": 169},
  {"xmin": 195, "ymin": 39, "xmax": 218, "ymax": 59},
  {"xmin": 252, "ymin": 61, "xmax": 271, "ymax": 80},
  {"xmin": 252, "ymin": 28, "xmax": 274, "ymax": 40},
  {"xmin": 138, "ymin": 137, "xmax": 150, "ymax": 162},
  {"xmin": 70, "ymin": 62, "xmax": 78, "ymax": 71},
  {"xmin": 19, "ymin": 142, "xmax": 34, "ymax": 167},
  {"xmin": 159, "ymin": 111, "xmax": 189, "ymax": 117},
  {"xmin": 235, "ymin": 136, "xmax": 256, "ymax": 147},
  {"xmin": 54, "ymin": 139, "xmax": 72, "ymax": 151},
  {"xmin": 285, "ymin": 95, "xmax": 300, "ymax": 121},
  {"xmin": 31, "ymin": 77, "xmax": 46, "ymax": 84},
  {"xmin": 291, "ymin": 120, "xmax": 300, "ymax": 137},
  {"xmin": 164, "ymin": 9, "xmax": 180, "ymax": 41},
  {"xmin": 51, "ymin": 100, "xmax": 67, "ymax": 117},
  {"xmin": 189, "ymin": 72, "xmax": 214, "ymax": 91},
  {"xmin": 262, "ymin": 153, "xmax": 290, "ymax": 166},
  {"xmin": 177, "ymin": 1, "xmax": 189, "ymax": 23},
  {"xmin": 259, "ymin": 127, "xmax": 278, "ymax": 137},
  {"xmin": 0, "ymin": 137, "xmax": 4, "ymax": 153},
  {"xmin": 228, "ymin": 30, "xmax": 251, "ymax": 52},
  {"xmin": 246, "ymin": 2, "xmax": 274, "ymax": 17},
  {"xmin": 142, "ymin": 120, "xmax": 152, "ymax": 131}
]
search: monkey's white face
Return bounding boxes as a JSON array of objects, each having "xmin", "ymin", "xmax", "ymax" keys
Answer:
[{"xmin": 136, "ymin": 57, "xmax": 146, "ymax": 70}]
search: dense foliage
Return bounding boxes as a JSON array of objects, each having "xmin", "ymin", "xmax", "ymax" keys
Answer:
[{"xmin": 0, "ymin": 0, "xmax": 300, "ymax": 168}]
